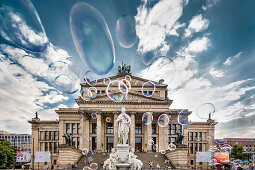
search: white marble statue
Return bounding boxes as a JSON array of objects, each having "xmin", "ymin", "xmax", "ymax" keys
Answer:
[
  {"xmin": 128, "ymin": 148, "xmax": 143, "ymax": 170},
  {"xmin": 116, "ymin": 106, "xmax": 131, "ymax": 145},
  {"xmin": 103, "ymin": 148, "xmax": 118, "ymax": 170}
]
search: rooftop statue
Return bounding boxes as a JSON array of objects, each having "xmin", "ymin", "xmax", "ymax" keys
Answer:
[{"xmin": 118, "ymin": 62, "xmax": 131, "ymax": 74}]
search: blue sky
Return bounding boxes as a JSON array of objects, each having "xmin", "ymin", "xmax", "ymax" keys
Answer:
[{"xmin": 0, "ymin": 0, "xmax": 254, "ymax": 138}]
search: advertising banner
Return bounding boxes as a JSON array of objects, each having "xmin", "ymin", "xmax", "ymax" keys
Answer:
[
  {"xmin": 214, "ymin": 152, "xmax": 230, "ymax": 163},
  {"xmin": 16, "ymin": 151, "xmax": 31, "ymax": 162},
  {"xmin": 35, "ymin": 151, "xmax": 50, "ymax": 162},
  {"xmin": 196, "ymin": 152, "xmax": 211, "ymax": 162}
]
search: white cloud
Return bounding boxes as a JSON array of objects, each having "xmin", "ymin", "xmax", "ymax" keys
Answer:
[
  {"xmin": 223, "ymin": 51, "xmax": 242, "ymax": 65},
  {"xmin": 135, "ymin": 0, "xmax": 185, "ymax": 54},
  {"xmin": 202, "ymin": 0, "xmax": 220, "ymax": 11},
  {"xmin": 209, "ymin": 67, "xmax": 224, "ymax": 78},
  {"xmin": 184, "ymin": 14, "xmax": 209, "ymax": 37},
  {"xmin": 185, "ymin": 37, "xmax": 210, "ymax": 53}
]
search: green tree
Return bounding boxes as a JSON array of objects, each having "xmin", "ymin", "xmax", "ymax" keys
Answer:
[
  {"xmin": 0, "ymin": 139, "xmax": 16, "ymax": 168},
  {"xmin": 231, "ymin": 144, "xmax": 248, "ymax": 160}
]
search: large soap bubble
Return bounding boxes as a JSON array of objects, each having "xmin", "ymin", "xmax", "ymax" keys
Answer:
[
  {"xmin": 142, "ymin": 112, "xmax": 153, "ymax": 125},
  {"xmin": 19, "ymin": 55, "xmax": 40, "ymax": 75},
  {"xmin": 47, "ymin": 61, "xmax": 80, "ymax": 94},
  {"xmin": 178, "ymin": 109, "xmax": 192, "ymax": 125},
  {"xmin": 142, "ymin": 81, "xmax": 155, "ymax": 97},
  {"xmin": 116, "ymin": 15, "xmax": 137, "ymax": 48},
  {"xmin": 196, "ymin": 103, "xmax": 215, "ymax": 120},
  {"xmin": 142, "ymin": 51, "xmax": 157, "ymax": 65},
  {"xmin": 70, "ymin": 2, "xmax": 115, "ymax": 75},
  {"xmin": 0, "ymin": 0, "xmax": 48, "ymax": 52},
  {"xmin": 157, "ymin": 114, "xmax": 169, "ymax": 127},
  {"xmin": 84, "ymin": 71, "xmax": 98, "ymax": 86},
  {"xmin": 106, "ymin": 80, "xmax": 128, "ymax": 102}
]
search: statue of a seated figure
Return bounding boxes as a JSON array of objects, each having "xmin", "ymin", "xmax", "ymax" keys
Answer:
[
  {"xmin": 103, "ymin": 148, "xmax": 118, "ymax": 170},
  {"xmin": 128, "ymin": 148, "xmax": 143, "ymax": 170}
]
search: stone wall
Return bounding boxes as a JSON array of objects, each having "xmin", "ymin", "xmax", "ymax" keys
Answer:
[
  {"xmin": 57, "ymin": 145, "xmax": 82, "ymax": 169},
  {"xmin": 165, "ymin": 146, "xmax": 188, "ymax": 169}
]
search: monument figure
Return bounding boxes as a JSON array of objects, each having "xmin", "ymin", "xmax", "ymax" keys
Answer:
[
  {"xmin": 116, "ymin": 106, "xmax": 131, "ymax": 145},
  {"xmin": 128, "ymin": 148, "xmax": 143, "ymax": 170},
  {"xmin": 176, "ymin": 132, "xmax": 184, "ymax": 146},
  {"xmin": 103, "ymin": 148, "xmax": 118, "ymax": 170},
  {"xmin": 62, "ymin": 133, "xmax": 72, "ymax": 146}
]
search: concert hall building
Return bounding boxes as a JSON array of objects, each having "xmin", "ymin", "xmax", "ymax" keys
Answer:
[{"xmin": 29, "ymin": 67, "xmax": 216, "ymax": 169}]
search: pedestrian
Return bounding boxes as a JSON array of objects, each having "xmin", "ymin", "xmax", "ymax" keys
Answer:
[{"xmin": 156, "ymin": 164, "xmax": 160, "ymax": 169}]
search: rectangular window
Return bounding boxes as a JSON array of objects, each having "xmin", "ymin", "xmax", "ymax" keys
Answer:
[
  {"xmin": 54, "ymin": 160, "xmax": 57, "ymax": 165},
  {"xmin": 77, "ymin": 137, "xmax": 80, "ymax": 149},
  {"xmin": 77, "ymin": 123, "xmax": 80, "ymax": 134},
  {"xmin": 49, "ymin": 142, "xmax": 52, "ymax": 152},
  {"xmin": 199, "ymin": 132, "xmax": 202, "ymax": 140},
  {"xmin": 106, "ymin": 123, "xmax": 114, "ymax": 134},
  {"xmin": 168, "ymin": 124, "xmax": 171, "ymax": 135},
  {"xmin": 54, "ymin": 142, "xmax": 57, "ymax": 153},
  {"xmin": 72, "ymin": 137, "xmax": 75, "ymax": 146},
  {"xmin": 92, "ymin": 123, "xmax": 97, "ymax": 134},
  {"xmin": 189, "ymin": 132, "xmax": 193, "ymax": 141},
  {"xmin": 135, "ymin": 137, "xmax": 142, "ymax": 143},
  {"xmin": 190, "ymin": 160, "xmax": 194, "ymax": 165},
  {"xmin": 195, "ymin": 143, "xmax": 198, "ymax": 152},
  {"xmin": 45, "ymin": 131, "xmax": 49, "ymax": 140},
  {"xmin": 171, "ymin": 124, "xmax": 176, "ymax": 135},
  {"xmin": 72, "ymin": 123, "xmax": 76, "ymax": 134},
  {"xmin": 195, "ymin": 132, "xmax": 198, "ymax": 140},
  {"xmin": 66, "ymin": 123, "xmax": 71, "ymax": 133},
  {"xmin": 49, "ymin": 131, "xmax": 53, "ymax": 140},
  {"xmin": 171, "ymin": 137, "xmax": 176, "ymax": 144},
  {"xmin": 135, "ymin": 124, "xmax": 142, "ymax": 134},
  {"xmin": 177, "ymin": 124, "xmax": 182, "ymax": 134},
  {"xmin": 199, "ymin": 143, "xmax": 202, "ymax": 151},
  {"xmin": 54, "ymin": 131, "xmax": 58, "ymax": 140},
  {"xmin": 152, "ymin": 124, "xmax": 156, "ymax": 134},
  {"xmin": 189, "ymin": 143, "xmax": 193, "ymax": 154},
  {"xmin": 45, "ymin": 142, "xmax": 48, "ymax": 151}
]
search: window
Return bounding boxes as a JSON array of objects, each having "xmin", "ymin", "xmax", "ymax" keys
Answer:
[
  {"xmin": 107, "ymin": 137, "xmax": 114, "ymax": 143},
  {"xmin": 72, "ymin": 123, "xmax": 76, "ymax": 134},
  {"xmin": 135, "ymin": 124, "xmax": 142, "ymax": 134},
  {"xmin": 170, "ymin": 137, "xmax": 176, "ymax": 144},
  {"xmin": 92, "ymin": 123, "xmax": 97, "ymax": 134},
  {"xmin": 199, "ymin": 132, "xmax": 202, "ymax": 140},
  {"xmin": 72, "ymin": 137, "xmax": 75, "ymax": 146},
  {"xmin": 168, "ymin": 124, "xmax": 171, "ymax": 135},
  {"xmin": 45, "ymin": 131, "xmax": 49, "ymax": 140},
  {"xmin": 195, "ymin": 132, "xmax": 198, "ymax": 140},
  {"xmin": 49, "ymin": 142, "xmax": 52, "ymax": 152},
  {"xmin": 106, "ymin": 123, "xmax": 114, "ymax": 134},
  {"xmin": 199, "ymin": 143, "xmax": 202, "ymax": 151},
  {"xmin": 171, "ymin": 124, "xmax": 176, "ymax": 135},
  {"xmin": 54, "ymin": 160, "xmax": 57, "ymax": 165},
  {"xmin": 177, "ymin": 124, "xmax": 182, "ymax": 134},
  {"xmin": 54, "ymin": 131, "xmax": 58, "ymax": 140},
  {"xmin": 189, "ymin": 132, "xmax": 193, "ymax": 141},
  {"xmin": 135, "ymin": 137, "xmax": 142, "ymax": 143},
  {"xmin": 45, "ymin": 142, "xmax": 48, "ymax": 151},
  {"xmin": 190, "ymin": 160, "xmax": 193, "ymax": 165},
  {"xmin": 152, "ymin": 124, "xmax": 156, "ymax": 134},
  {"xmin": 195, "ymin": 143, "xmax": 198, "ymax": 152},
  {"xmin": 77, "ymin": 123, "xmax": 80, "ymax": 134},
  {"xmin": 66, "ymin": 123, "xmax": 71, "ymax": 133},
  {"xmin": 77, "ymin": 137, "xmax": 80, "ymax": 149},
  {"xmin": 54, "ymin": 142, "xmax": 57, "ymax": 153},
  {"xmin": 199, "ymin": 162, "xmax": 202, "ymax": 165},
  {"xmin": 49, "ymin": 131, "xmax": 53, "ymax": 140},
  {"xmin": 189, "ymin": 143, "xmax": 193, "ymax": 154}
]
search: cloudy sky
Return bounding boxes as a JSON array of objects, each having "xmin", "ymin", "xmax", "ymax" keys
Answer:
[{"xmin": 0, "ymin": 0, "xmax": 254, "ymax": 138}]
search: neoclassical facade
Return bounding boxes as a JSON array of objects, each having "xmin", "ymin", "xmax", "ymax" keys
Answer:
[{"xmin": 29, "ymin": 71, "xmax": 216, "ymax": 169}]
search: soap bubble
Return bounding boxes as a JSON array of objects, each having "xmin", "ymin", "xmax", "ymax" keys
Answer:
[
  {"xmin": 209, "ymin": 145, "xmax": 218, "ymax": 152},
  {"xmin": 205, "ymin": 136, "xmax": 212, "ymax": 141},
  {"xmin": 80, "ymin": 88, "xmax": 93, "ymax": 101},
  {"xmin": 0, "ymin": 0, "xmax": 48, "ymax": 52},
  {"xmin": 106, "ymin": 80, "xmax": 128, "ymax": 102},
  {"xmin": 142, "ymin": 51, "xmax": 157, "ymax": 65},
  {"xmin": 84, "ymin": 71, "xmax": 98, "ymax": 86},
  {"xmin": 91, "ymin": 150, "xmax": 96, "ymax": 155},
  {"xmin": 70, "ymin": 2, "xmax": 115, "ymax": 75},
  {"xmin": 8, "ymin": 63, "xmax": 27, "ymax": 79},
  {"xmin": 88, "ymin": 156, "xmax": 93, "ymax": 163},
  {"xmin": 103, "ymin": 78, "xmax": 111, "ymax": 85},
  {"xmin": 91, "ymin": 113, "xmax": 97, "ymax": 119},
  {"xmin": 48, "ymin": 61, "xmax": 79, "ymax": 94},
  {"xmin": 157, "ymin": 114, "xmax": 169, "ymax": 127},
  {"xmin": 82, "ymin": 148, "xmax": 89, "ymax": 155},
  {"xmin": 120, "ymin": 79, "xmax": 131, "ymax": 93},
  {"xmin": 214, "ymin": 139, "xmax": 228, "ymax": 144},
  {"xmin": 160, "ymin": 149, "xmax": 166, "ymax": 154},
  {"xmin": 142, "ymin": 112, "xmax": 153, "ymax": 125},
  {"xmin": 153, "ymin": 144, "xmax": 158, "ymax": 150},
  {"xmin": 196, "ymin": 103, "xmax": 215, "ymax": 120},
  {"xmin": 116, "ymin": 15, "xmax": 137, "ymax": 48},
  {"xmin": 209, "ymin": 122, "xmax": 217, "ymax": 136},
  {"xmin": 83, "ymin": 166, "xmax": 91, "ymax": 170},
  {"xmin": 142, "ymin": 81, "xmax": 155, "ymax": 97},
  {"xmin": 125, "ymin": 75, "xmax": 132, "ymax": 81},
  {"xmin": 89, "ymin": 87, "xmax": 97, "ymax": 99},
  {"xmin": 148, "ymin": 139, "xmax": 154, "ymax": 145},
  {"xmin": 19, "ymin": 55, "xmax": 40, "ymax": 75},
  {"xmin": 106, "ymin": 117, "xmax": 111, "ymax": 122},
  {"xmin": 168, "ymin": 143, "xmax": 176, "ymax": 151},
  {"xmin": 195, "ymin": 136, "xmax": 202, "ymax": 141},
  {"xmin": 178, "ymin": 109, "xmax": 192, "ymax": 125},
  {"xmin": 118, "ymin": 80, "xmax": 130, "ymax": 94},
  {"xmin": 90, "ymin": 163, "xmax": 98, "ymax": 170}
]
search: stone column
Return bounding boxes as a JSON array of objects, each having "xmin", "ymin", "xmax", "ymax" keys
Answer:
[
  {"xmin": 158, "ymin": 126, "xmax": 165, "ymax": 152},
  {"xmin": 80, "ymin": 112, "xmax": 85, "ymax": 149},
  {"xmin": 59, "ymin": 120, "xmax": 64, "ymax": 145},
  {"xmin": 130, "ymin": 112, "xmax": 136, "ymax": 149},
  {"xmin": 114, "ymin": 112, "xmax": 118, "ymax": 148},
  {"xmin": 96, "ymin": 113, "xmax": 102, "ymax": 152},
  {"xmin": 164, "ymin": 125, "xmax": 169, "ymax": 150},
  {"xmin": 147, "ymin": 123, "xmax": 152, "ymax": 152},
  {"xmin": 84, "ymin": 119, "xmax": 90, "ymax": 150}
]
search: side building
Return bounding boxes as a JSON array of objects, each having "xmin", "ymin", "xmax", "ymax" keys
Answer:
[
  {"xmin": 29, "ymin": 69, "xmax": 216, "ymax": 169},
  {"xmin": 0, "ymin": 130, "xmax": 31, "ymax": 152}
]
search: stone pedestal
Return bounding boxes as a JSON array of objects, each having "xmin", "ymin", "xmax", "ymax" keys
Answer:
[
  {"xmin": 116, "ymin": 163, "xmax": 131, "ymax": 170},
  {"xmin": 57, "ymin": 144, "xmax": 82, "ymax": 169},
  {"xmin": 165, "ymin": 145, "xmax": 188, "ymax": 169},
  {"xmin": 116, "ymin": 144, "xmax": 130, "ymax": 163}
]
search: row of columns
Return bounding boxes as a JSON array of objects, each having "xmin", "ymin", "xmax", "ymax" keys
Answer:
[{"xmin": 79, "ymin": 111, "xmax": 169, "ymax": 152}]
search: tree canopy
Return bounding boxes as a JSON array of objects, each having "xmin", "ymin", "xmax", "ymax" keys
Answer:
[
  {"xmin": 0, "ymin": 139, "xmax": 16, "ymax": 168},
  {"xmin": 231, "ymin": 144, "xmax": 248, "ymax": 160}
]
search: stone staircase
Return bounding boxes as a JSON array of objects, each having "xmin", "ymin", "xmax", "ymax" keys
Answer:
[{"xmin": 77, "ymin": 152, "xmax": 175, "ymax": 169}]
